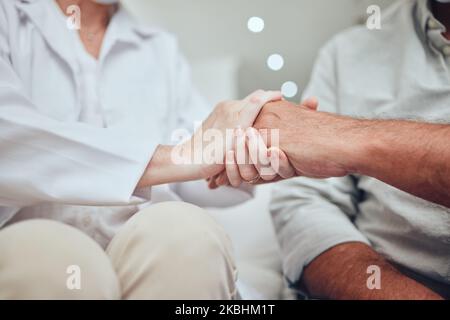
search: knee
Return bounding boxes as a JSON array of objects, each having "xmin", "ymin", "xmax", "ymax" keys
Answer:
[
  {"xmin": 108, "ymin": 202, "xmax": 237, "ymax": 299},
  {"xmin": 116, "ymin": 201, "xmax": 233, "ymax": 259},
  {"xmin": 0, "ymin": 220, "xmax": 120, "ymax": 299}
]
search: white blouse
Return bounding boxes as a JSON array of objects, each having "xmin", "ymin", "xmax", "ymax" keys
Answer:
[{"xmin": 0, "ymin": 0, "xmax": 250, "ymax": 248}]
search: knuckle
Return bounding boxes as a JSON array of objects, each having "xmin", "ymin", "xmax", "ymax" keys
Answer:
[
  {"xmin": 250, "ymin": 90, "xmax": 266, "ymax": 103},
  {"xmin": 241, "ymin": 169, "xmax": 256, "ymax": 181},
  {"xmin": 255, "ymin": 113, "xmax": 278, "ymax": 129},
  {"xmin": 218, "ymin": 101, "xmax": 228, "ymax": 111},
  {"xmin": 216, "ymin": 100, "xmax": 235, "ymax": 113},
  {"xmin": 253, "ymin": 89, "xmax": 265, "ymax": 96}
]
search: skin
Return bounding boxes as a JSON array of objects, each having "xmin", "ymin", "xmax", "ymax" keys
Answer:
[
  {"xmin": 252, "ymin": 100, "xmax": 448, "ymax": 299},
  {"xmin": 302, "ymin": 243, "xmax": 443, "ymax": 300},
  {"xmin": 56, "ymin": 0, "xmax": 113, "ymax": 59}
]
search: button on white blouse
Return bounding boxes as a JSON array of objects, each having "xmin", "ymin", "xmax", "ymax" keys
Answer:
[{"xmin": 0, "ymin": 0, "xmax": 251, "ymax": 247}]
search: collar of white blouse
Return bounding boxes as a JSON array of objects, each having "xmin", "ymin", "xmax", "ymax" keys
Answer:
[{"xmin": 14, "ymin": 0, "xmax": 160, "ymax": 71}]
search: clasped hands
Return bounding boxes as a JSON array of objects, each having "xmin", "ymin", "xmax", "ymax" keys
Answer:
[{"xmin": 183, "ymin": 90, "xmax": 357, "ymax": 189}]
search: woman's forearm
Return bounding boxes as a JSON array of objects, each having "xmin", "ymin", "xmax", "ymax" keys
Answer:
[{"xmin": 137, "ymin": 144, "xmax": 203, "ymax": 188}]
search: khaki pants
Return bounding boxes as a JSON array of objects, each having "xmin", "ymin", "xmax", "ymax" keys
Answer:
[{"xmin": 0, "ymin": 202, "xmax": 237, "ymax": 300}]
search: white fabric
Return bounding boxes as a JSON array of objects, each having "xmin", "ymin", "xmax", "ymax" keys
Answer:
[{"xmin": 0, "ymin": 0, "xmax": 251, "ymax": 248}]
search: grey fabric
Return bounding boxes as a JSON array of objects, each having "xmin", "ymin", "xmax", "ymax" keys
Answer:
[{"xmin": 271, "ymin": 0, "xmax": 450, "ymax": 290}]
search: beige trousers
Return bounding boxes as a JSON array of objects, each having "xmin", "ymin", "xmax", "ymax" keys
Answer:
[{"xmin": 0, "ymin": 202, "xmax": 237, "ymax": 300}]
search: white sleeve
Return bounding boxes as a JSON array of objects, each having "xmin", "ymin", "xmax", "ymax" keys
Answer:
[{"xmin": 0, "ymin": 6, "xmax": 155, "ymax": 207}]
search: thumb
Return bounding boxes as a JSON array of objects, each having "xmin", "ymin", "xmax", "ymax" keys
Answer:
[{"xmin": 301, "ymin": 97, "xmax": 319, "ymax": 111}]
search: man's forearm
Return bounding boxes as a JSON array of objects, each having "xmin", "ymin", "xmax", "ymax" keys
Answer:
[
  {"xmin": 351, "ymin": 120, "xmax": 450, "ymax": 208},
  {"xmin": 255, "ymin": 102, "xmax": 450, "ymax": 207},
  {"xmin": 302, "ymin": 243, "xmax": 443, "ymax": 300}
]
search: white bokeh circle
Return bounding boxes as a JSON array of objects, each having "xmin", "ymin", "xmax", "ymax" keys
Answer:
[
  {"xmin": 281, "ymin": 81, "xmax": 298, "ymax": 98},
  {"xmin": 247, "ymin": 17, "xmax": 265, "ymax": 33},
  {"xmin": 267, "ymin": 54, "xmax": 284, "ymax": 71}
]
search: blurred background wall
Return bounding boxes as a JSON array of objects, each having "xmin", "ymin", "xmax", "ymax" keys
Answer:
[{"xmin": 122, "ymin": 0, "xmax": 393, "ymax": 102}]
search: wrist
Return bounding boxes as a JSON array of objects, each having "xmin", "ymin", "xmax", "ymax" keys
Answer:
[
  {"xmin": 137, "ymin": 145, "xmax": 174, "ymax": 188},
  {"xmin": 333, "ymin": 117, "xmax": 374, "ymax": 175},
  {"xmin": 138, "ymin": 144, "xmax": 204, "ymax": 188},
  {"xmin": 184, "ymin": 132, "xmax": 226, "ymax": 180}
]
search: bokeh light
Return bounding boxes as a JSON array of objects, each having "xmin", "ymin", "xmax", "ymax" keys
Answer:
[
  {"xmin": 267, "ymin": 54, "xmax": 284, "ymax": 71},
  {"xmin": 281, "ymin": 81, "xmax": 298, "ymax": 98},
  {"xmin": 247, "ymin": 17, "xmax": 265, "ymax": 33}
]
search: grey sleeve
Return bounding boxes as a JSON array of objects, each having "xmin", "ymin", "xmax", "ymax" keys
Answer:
[
  {"xmin": 271, "ymin": 177, "xmax": 370, "ymax": 285},
  {"xmin": 270, "ymin": 40, "xmax": 370, "ymax": 285}
]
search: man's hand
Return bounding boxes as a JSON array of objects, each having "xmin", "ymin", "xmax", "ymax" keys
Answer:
[
  {"xmin": 254, "ymin": 100, "xmax": 362, "ymax": 178},
  {"xmin": 254, "ymin": 100, "xmax": 450, "ymax": 208},
  {"xmin": 207, "ymin": 97, "xmax": 320, "ymax": 189},
  {"xmin": 302, "ymin": 243, "xmax": 443, "ymax": 300}
]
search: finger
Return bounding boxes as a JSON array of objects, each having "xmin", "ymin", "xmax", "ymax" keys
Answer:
[
  {"xmin": 256, "ymin": 127, "xmax": 271, "ymax": 148},
  {"xmin": 268, "ymin": 147, "xmax": 295, "ymax": 179},
  {"xmin": 239, "ymin": 90, "xmax": 283, "ymax": 125},
  {"xmin": 215, "ymin": 171, "xmax": 230, "ymax": 187},
  {"xmin": 301, "ymin": 96, "xmax": 319, "ymax": 111},
  {"xmin": 246, "ymin": 128, "xmax": 277, "ymax": 181},
  {"xmin": 235, "ymin": 128, "xmax": 259, "ymax": 182},
  {"xmin": 244, "ymin": 90, "xmax": 283, "ymax": 105},
  {"xmin": 208, "ymin": 175, "xmax": 219, "ymax": 189},
  {"xmin": 225, "ymin": 150, "xmax": 243, "ymax": 187}
]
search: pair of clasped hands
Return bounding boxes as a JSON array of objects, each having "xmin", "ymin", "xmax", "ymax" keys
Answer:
[
  {"xmin": 140, "ymin": 89, "xmax": 351, "ymax": 189},
  {"xmin": 185, "ymin": 89, "xmax": 345, "ymax": 189}
]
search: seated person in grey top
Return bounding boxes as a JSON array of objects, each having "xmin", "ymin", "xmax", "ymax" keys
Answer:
[
  {"xmin": 215, "ymin": 0, "xmax": 450, "ymax": 300},
  {"xmin": 266, "ymin": 0, "xmax": 450, "ymax": 300}
]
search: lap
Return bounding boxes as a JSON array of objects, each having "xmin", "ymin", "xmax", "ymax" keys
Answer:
[{"xmin": 0, "ymin": 202, "xmax": 236, "ymax": 299}]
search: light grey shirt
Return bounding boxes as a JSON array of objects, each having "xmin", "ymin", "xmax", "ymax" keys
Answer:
[{"xmin": 271, "ymin": 0, "xmax": 450, "ymax": 294}]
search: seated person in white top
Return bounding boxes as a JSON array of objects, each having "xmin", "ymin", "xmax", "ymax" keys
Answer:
[{"xmin": 0, "ymin": 0, "xmax": 292, "ymax": 299}]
